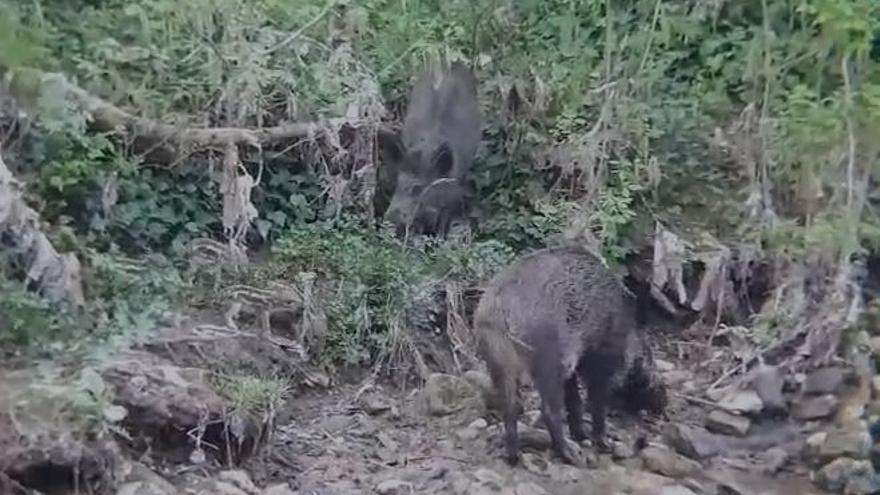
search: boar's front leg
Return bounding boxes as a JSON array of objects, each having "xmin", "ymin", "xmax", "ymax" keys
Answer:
[{"xmin": 580, "ymin": 355, "xmax": 613, "ymax": 453}]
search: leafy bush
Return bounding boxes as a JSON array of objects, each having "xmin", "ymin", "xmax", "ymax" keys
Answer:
[{"xmin": 273, "ymin": 217, "xmax": 513, "ymax": 366}]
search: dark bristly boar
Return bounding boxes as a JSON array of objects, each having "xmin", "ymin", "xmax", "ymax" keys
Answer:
[
  {"xmin": 474, "ymin": 245, "xmax": 667, "ymax": 465},
  {"xmin": 379, "ymin": 61, "xmax": 480, "ymax": 238}
]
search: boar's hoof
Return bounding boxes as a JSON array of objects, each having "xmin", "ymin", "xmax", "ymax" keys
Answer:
[
  {"xmin": 504, "ymin": 450, "xmax": 521, "ymax": 466},
  {"xmin": 593, "ymin": 437, "xmax": 612, "ymax": 454}
]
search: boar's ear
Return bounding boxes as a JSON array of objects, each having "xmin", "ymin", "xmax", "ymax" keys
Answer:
[
  {"xmin": 434, "ymin": 142, "xmax": 454, "ymax": 176},
  {"xmin": 377, "ymin": 128, "xmax": 406, "ymax": 166}
]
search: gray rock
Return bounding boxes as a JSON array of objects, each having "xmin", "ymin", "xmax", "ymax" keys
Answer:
[
  {"xmin": 658, "ymin": 487, "xmax": 697, "ymax": 495},
  {"xmin": 612, "ymin": 440, "xmax": 635, "ymax": 460},
  {"xmin": 816, "ymin": 458, "xmax": 880, "ymax": 494},
  {"xmin": 116, "ymin": 481, "xmax": 180, "ymax": 495},
  {"xmin": 751, "ymin": 364, "xmax": 787, "ymax": 413},
  {"xmin": 662, "ymin": 424, "xmax": 721, "ymax": 460},
  {"xmin": 717, "ymin": 390, "xmax": 763, "ymax": 415},
  {"xmin": 422, "ymin": 373, "xmax": 481, "ymax": 417},
  {"xmin": 640, "ymin": 445, "xmax": 702, "ymax": 478},
  {"xmin": 262, "ymin": 484, "xmax": 297, "ymax": 495},
  {"xmin": 361, "ymin": 393, "xmax": 393, "ymax": 415},
  {"xmin": 706, "ymin": 410, "xmax": 750, "ymax": 437},
  {"xmin": 375, "ymin": 479, "xmax": 413, "ymax": 495},
  {"xmin": 803, "ymin": 367, "xmax": 845, "ymax": 395},
  {"xmin": 206, "ymin": 482, "xmax": 250, "ymax": 495},
  {"xmin": 655, "ymin": 359, "xmax": 676, "ymax": 372},
  {"xmin": 463, "ymin": 370, "xmax": 494, "ymax": 407},
  {"xmin": 623, "ymin": 468, "xmax": 693, "ymax": 495},
  {"xmin": 759, "ymin": 447, "xmax": 789, "ymax": 475},
  {"xmin": 471, "ymin": 468, "xmax": 506, "ymax": 492},
  {"xmin": 218, "ymin": 471, "xmax": 259, "ymax": 495},
  {"xmin": 468, "ymin": 418, "xmax": 488, "ymax": 430},
  {"xmin": 792, "ymin": 394, "xmax": 839, "ymax": 420},
  {"xmin": 456, "ymin": 426, "xmax": 480, "ymax": 441},
  {"xmin": 804, "ymin": 428, "xmax": 871, "ymax": 465},
  {"xmin": 514, "ymin": 482, "xmax": 548, "ymax": 495}
]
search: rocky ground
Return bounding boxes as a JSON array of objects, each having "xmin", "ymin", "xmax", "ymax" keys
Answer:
[{"xmin": 2, "ymin": 308, "xmax": 880, "ymax": 495}]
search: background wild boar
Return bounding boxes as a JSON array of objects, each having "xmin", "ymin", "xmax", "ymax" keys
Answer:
[
  {"xmin": 474, "ymin": 245, "xmax": 667, "ymax": 465},
  {"xmin": 378, "ymin": 61, "xmax": 480, "ymax": 238}
]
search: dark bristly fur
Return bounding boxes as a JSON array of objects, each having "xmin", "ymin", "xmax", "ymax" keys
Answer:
[
  {"xmin": 474, "ymin": 245, "xmax": 667, "ymax": 465},
  {"xmin": 377, "ymin": 61, "xmax": 480, "ymax": 238}
]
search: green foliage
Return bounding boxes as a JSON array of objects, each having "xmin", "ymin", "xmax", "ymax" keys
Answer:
[
  {"xmin": 5, "ymin": 0, "xmax": 880, "ymax": 364},
  {"xmin": 212, "ymin": 373, "xmax": 291, "ymax": 418},
  {"xmin": 0, "ymin": 279, "xmax": 74, "ymax": 351},
  {"xmin": 0, "ymin": 2, "xmax": 49, "ymax": 68},
  {"xmin": 273, "ymin": 217, "xmax": 513, "ymax": 366}
]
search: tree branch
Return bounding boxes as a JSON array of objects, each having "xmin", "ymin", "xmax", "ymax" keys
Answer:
[{"xmin": 4, "ymin": 67, "xmax": 393, "ymax": 165}]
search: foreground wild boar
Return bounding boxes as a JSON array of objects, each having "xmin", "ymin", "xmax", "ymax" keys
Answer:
[
  {"xmin": 378, "ymin": 61, "xmax": 480, "ymax": 237},
  {"xmin": 474, "ymin": 245, "xmax": 667, "ymax": 465}
]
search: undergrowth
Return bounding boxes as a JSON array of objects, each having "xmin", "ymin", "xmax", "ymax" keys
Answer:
[
  {"xmin": 272, "ymin": 218, "xmax": 514, "ymax": 367},
  {"xmin": 0, "ymin": 0, "xmax": 879, "ymax": 369}
]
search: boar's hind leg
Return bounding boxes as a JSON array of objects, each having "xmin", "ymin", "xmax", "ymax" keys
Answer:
[
  {"xmin": 531, "ymin": 333, "xmax": 577, "ymax": 464},
  {"xmin": 564, "ymin": 374, "xmax": 587, "ymax": 442},
  {"xmin": 486, "ymin": 357, "xmax": 520, "ymax": 465},
  {"xmin": 579, "ymin": 354, "xmax": 613, "ymax": 453}
]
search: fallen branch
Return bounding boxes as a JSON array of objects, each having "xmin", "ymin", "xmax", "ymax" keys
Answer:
[
  {"xmin": 0, "ymin": 149, "xmax": 84, "ymax": 307},
  {"xmin": 4, "ymin": 67, "xmax": 394, "ymax": 165}
]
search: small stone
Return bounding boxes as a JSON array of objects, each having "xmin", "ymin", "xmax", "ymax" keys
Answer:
[
  {"xmin": 262, "ymin": 484, "xmax": 297, "ymax": 495},
  {"xmin": 816, "ymin": 458, "xmax": 880, "ymax": 494},
  {"xmin": 375, "ymin": 479, "xmax": 413, "ymax": 495},
  {"xmin": 681, "ymin": 479, "xmax": 706, "ymax": 494},
  {"xmin": 468, "ymin": 418, "xmax": 488, "ymax": 430},
  {"xmin": 640, "ymin": 445, "xmax": 702, "ymax": 478},
  {"xmin": 717, "ymin": 390, "xmax": 763, "ymax": 415},
  {"xmin": 472, "ymin": 468, "xmax": 505, "ymax": 490},
  {"xmin": 806, "ymin": 431, "xmax": 827, "ymax": 449},
  {"xmin": 612, "ymin": 440, "xmax": 635, "ymax": 460},
  {"xmin": 545, "ymin": 462, "xmax": 582, "ymax": 483},
  {"xmin": 655, "ymin": 359, "xmax": 676, "ymax": 372},
  {"xmin": 716, "ymin": 480, "xmax": 748, "ymax": 495},
  {"xmin": 706, "ymin": 410, "xmax": 750, "ymax": 437},
  {"xmin": 662, "ymin": 424, "xmax": 721, "ymax": 460},
  {"xmin": 706, "ymin": 386, "xmax": 731, "ymax": 402},
  {"xmin": 619, "ymin": 469, "xmax": 689, "ymax": 495},
  {"xmin": 116, "ymin": 481, "xmax": 179, "ymax": 495},
  {"xmin": 210, "ymin": 482, "xmax": 249, "ymax": 495},
  {"xmin": 803, "ymin": 367, "xmax": 845, "ymax": 395},
  {"xmin": 759, "ymin": 447, "xmax": 789, "ymax": 474},
  {"xmin": 658, "ymin": 486, "xmax": 697, "ymax": 495},
  {"xmin": 456, "ymin": 427, "xmax": 480, "ymax": 441},
  {"xmin": 320, "ymin": 414, "xmax": 353, "ymax": 433},
  {"xmin": 218, "ymin": 471, "xmax": 258, "ymax": 495},
  {"xmin": 751, "ymin": 364, "xmax": 787, "ymax": 413},
  {"xmin": 792, "ymin": 394, "xmax": 839, "ymax": 420},
  {"xmin": 361, "ymin": 394, "xmax": 393, "ymax": 415},
  {"xmin": 514, "ymin": 481, "xmax": 548, "ymax": 495},
  {"xmin": 422, "ymin": 373, "xmax": 481, "ymax": 417}
]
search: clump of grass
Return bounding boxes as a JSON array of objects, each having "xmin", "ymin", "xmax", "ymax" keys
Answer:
[{"xmin": 211, "ymin": 373, "xmax": 292, "ymax": 418}]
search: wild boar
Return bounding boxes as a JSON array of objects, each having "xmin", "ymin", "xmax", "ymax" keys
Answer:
[
  {"xmin": 378, "ymin": 61, "xmax": 480, "ymax": 238},
  {"xmin": 474, "ymin": 245, "xmax": 667, "ymax": 465}
]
